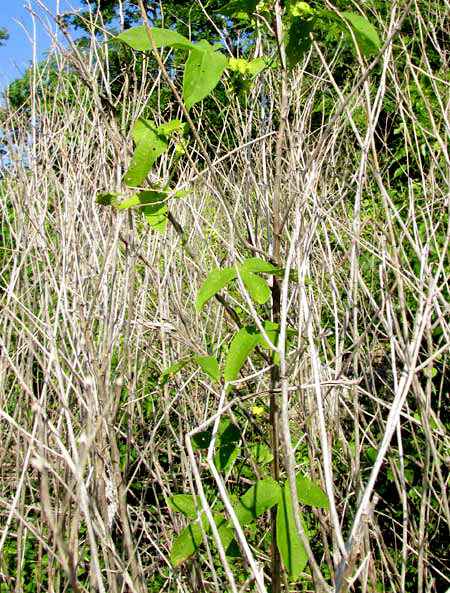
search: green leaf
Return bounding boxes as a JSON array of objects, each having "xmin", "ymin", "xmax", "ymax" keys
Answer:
[
  {"xmin": 365, "ymin": 446, "xmax": 377, "ymax": 464},
  {"xmin": 250, "ymin": 442, "xmax": 274, "ymax": 466},
  {"xmin": 96, "ymin": 192, "xmax": 121, "ymax": 206},
  {"xmin": 296, "ymin": 474, "xmax": 330, "ymax": 509},
  {"xmin": 223, "ymin": 326, "xmax": 260, "ymax": 385},
  {"xmin": 191, "ymin": 431, "xmax": 212, "ymax": 450},
  {"xmin": 286, "ymin": 16, "xmax": 316, "ymax": 69},
  {"xmin": 157, "ymin": 119, "xmax": 184, "ymax": 136},
  {"xmin": 113, "ymin": 26, "xmax": 195, "ymax": 52},
  {"xmin": 195, "ymin": 39, "xmax": 214, "ymax": 51},
  {"xmin": 214, "ymin": 443, "xmax": 240, "ymax": 471},
  {"xmin": 288, "ymin": 1, "xmax": 315, "ymax": 18},
  {"xmin": 228, "ymin": 57, "xmax": 250, "ymax": 74},
  {"xmin": 96, "ymin": 190, "xmax": 168, "ymax": 233},
  {"xmin": 246, "ymin": 57, "xmax": 267, "ymax": 76},
  {"xmin": 241, "ymin": 257, "xmax": 278, "ymax": 274},
  {"xmin": 173, "ymin": 189, "xmax": 192, "ymax": 199},
  {"xmin": 257, "ymin": 321, "xmax": 297, "ymax": 360},
  {"xmin": 423, "ymin": 365, "xmax": 437, "ymax": 379},
  {"xmin": 196, "ymin": 267, "xmax": 236, "ymax": 310},
  {"xmin": 183, "ymin": 48, "xmax": 227, "ymax": 110},
  {"xmin": 218, "ymin": 524, "xmax": 240, "ymax": 557},
  {"xmin": 115, "ymin": 190, "xmax": 167, "ymax": 209},
  {"xmin": 217, "ymin": 418, "xmax": 241, "ymax": 445},
  {"xmin": 169, "ymin": 520, "xmax": 204, "ymax": 568},
  {"xmin": 257, "ymin": 321, "xmax": 281, "ymax": 350},
  {"xmin": 124, "ymin": 119, "xmax": 168, "ymax": 187},
  {"xmin": 160, "ymin": 358, "xmax": 192, "ymax": 385},
  {"xmin": 339, "ymin": 12, "xmax": 381, "ymax": 56},
  {"xmin": 168, "ymin": 495, "xmax": 201, "ymax": 519},
  {"xmin": 142, "ymin": 202, "xmax": 168, "ymax": 234},
  {"xmin": 215, "ymin": 0, "xmax": 259, "ymax": 19},
  {"xmin": 228, "ymin": 57, "xmax": 267, "ymax": 76},
  {"xmin": 234, "ymin": 479, "xmax": 281, "ymax": 526},
  {"xmin": 277, "ymin": 480, "xmax": 308, "ymax": 580},
  {"xmin": 241, "ymin": 270, "xmax": 271, "ymax": 304},
  {"xmin": 193, "ymin": 355, "xmax": 220, "ymax": 382}
]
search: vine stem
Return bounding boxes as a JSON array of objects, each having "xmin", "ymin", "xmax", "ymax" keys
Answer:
[
  {"xmin": 268, "ymin": 2, "xmax": 291, "ymax": 591},
  {"xmin": 136, "ymin": 0, "xmax": 269, "ymax": 259}
]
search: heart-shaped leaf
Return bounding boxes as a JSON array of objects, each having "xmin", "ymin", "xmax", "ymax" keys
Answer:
[
  {"xmin": 241, "ymin": 270, "xmax": 271, "ymax": 304},
  {"xmin": 193, "ymin": 355, "xmax": 220, "ymax": 382},
  {"xmin": 240, "ymin": 257, "xmax": 278, "ymax": 274},
  {"xmin": 196, "ymin": 267, "xmax": 236, "ymax": 310},
  {"xmin": 169, "ymin": 518, "xmax": 206, "ymax": 568},
  {"xmin": 340, "ymin": 12, "xmax": 381, "ymax": 56},
  {"xmin": 113, "ymin": 26, "xmax": 195, "ymax": 52},
  {"xmin": 296, "ymin": 474, "xmax": 330, "ymax": 509},
  {"xmin": 233, "ymin": 479, "xmax": 281, "ymax": 526},
  {"xmin": 183, "ymin": 48, "xmax": 227, "ymax": 110},
  {"xmin": 250, "ymin": 442, "xmax": 274, "ymax": 466},
  {"xmin": 168, "ymin": 495, "xmax": 202, "ymax": 519},
  {"xmin": 214, "ymin": 443, "xmax": 240, "ymax": 471}
]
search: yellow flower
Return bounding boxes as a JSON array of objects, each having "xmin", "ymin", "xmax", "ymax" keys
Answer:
[{"xmin": 252, "ymin": 404, "xmax": 265, "ymax": 417}]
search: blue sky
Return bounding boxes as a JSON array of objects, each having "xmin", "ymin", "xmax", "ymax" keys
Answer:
[{"xmin": 0, "ymin": 0, "xmax": 84, "ymax": 92}]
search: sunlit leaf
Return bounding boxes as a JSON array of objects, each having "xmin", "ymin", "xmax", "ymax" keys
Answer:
[
  {"xmin": 288, "ymin": 1, "xmax": 315, "ymax": 18},
  {"xmin": 160, "ymin": 358, "xmax": 192, "ymax": 385},
  {"xmin": 223, "ymin": 326, "xmax": 260, "ymax": 385},
  {"xmin": 173, "ymin": 189, "xmax": 192, "ymax": 198},
  {"xmin": 168, "ymin": 495, "xmax": 201, "ymax": 519},
  {"xmin": 193, "ymin": 355, "xmax": 220, "ymax": 382},
  {"xmin": 124, "ymin": 119, "xmax": 168, "ymax": 187},
  {"xmin": 234, "ymin": 479, "xmax": 281, "ymax": 526},
  {"xmin": 241, "ymin": 270, "xmax": 271, "ymax": 304},
  {"xmin": 296, "ymin": 474, "xmax": 330, "ymax": 509},
  {"xmin": 246, "ymin": 57, "xmax": 268, "ymax": 76},
  {"xmin": 183, "ymin": 48, "xmax": 227, "ymax": 110},
  {"xmin": 113, "ymin": 26, "xmax": 195, "ymax": 52},
  {"xmin": 218, "ymin": 524, "xmax": 240, "ymax": 557},
  {"xmin": 277, "ymin": 480, "xmax": 308, "ymax": 580},
  {"xmin": 157, "ymin": 119, "xmax": 184, "ymax": 136},
  {"xmin": 142, "ymin": 203, "xmax": 168, "ymax": 233},
  {"xmin": 340, "ymin": 12, "xmax": 381, "ymax": 56},
  {"xmin": 116, "ymin": 190, "xmax": 167, "ymax": 209},
  {"xmin": 257, "ymin": 321, "xmax": 281, "ymax": 350},
  {"xmin": 169, "ymin": 520, "xmax": 204, "ymax": 567},
  {"xmin": 250, "ymin": 442, "xmax": 273, "ymax": 465},
  {"xmin": 196, "ymin": 267, "xmax": 236, "ymax": 310},
  {"xmin": 228, "ymin": 57, "xmax": 249, "ymax": 74},
  {"xmin": 241, "ymin": 257, "xmax": 278, "ymax": 274}
]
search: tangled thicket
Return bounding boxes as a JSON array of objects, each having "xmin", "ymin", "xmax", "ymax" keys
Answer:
[{"xmin": 0, "ymin": 1, "xmax": 449, "ymax": 592}]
